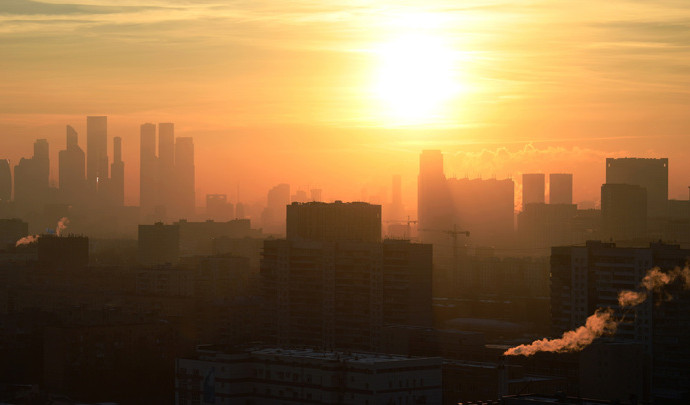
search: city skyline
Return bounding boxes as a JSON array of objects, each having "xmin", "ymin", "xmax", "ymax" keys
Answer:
[
  {"xmin": 1, "ymin": 2, "xmax": 690, "ymax": 403},
  {"xmin": 2, "ymin": 1, "xmax": 690, "ymax": 206}
]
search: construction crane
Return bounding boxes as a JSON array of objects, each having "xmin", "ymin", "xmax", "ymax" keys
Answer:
[
  {"xmin": 383, "ymin": 215, "xmax": 418, "ymax": 239},
  {"xmin": 419, "ymin": 224, "xmax": 470, "ymax": 270}
]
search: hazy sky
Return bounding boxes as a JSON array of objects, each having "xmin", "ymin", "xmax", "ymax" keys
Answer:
[{"xmin": 2, "ymin": 0, "xmax": 690, "ymax": 207}]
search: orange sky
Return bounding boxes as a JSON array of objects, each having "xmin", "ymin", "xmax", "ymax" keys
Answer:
[{"xmin": 1, "ymin": 1, "xmax": 690, "ymax": 209}]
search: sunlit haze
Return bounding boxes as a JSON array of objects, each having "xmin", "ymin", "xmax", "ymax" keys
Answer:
[{"xmin": 2, "ymin": 0, "xmax": 690, "ymax": 206}]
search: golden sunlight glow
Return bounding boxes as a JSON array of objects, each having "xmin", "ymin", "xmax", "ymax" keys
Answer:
[{"xmin": 373, "ymin": 34, "xmax": 463, "ymax": 126}]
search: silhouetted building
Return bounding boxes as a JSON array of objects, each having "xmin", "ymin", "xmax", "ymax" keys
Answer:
[
  {"xmin": 522, "ymin": 173, "xmax": 545, "ymax": 206},
  {"xmin": 551, "ymin": 241, "xmax": 690, "ymax": 401},
  {"xmin": 310, "ymin": 188, "xmax": 322, "ymax": 202},
  {"xmin": 158, "ymin": 122, "xmax": 175, "ymax": 211},
  {"xmin": 601, "ymin": 183, "xmax": 647, "ymax": 241},
  {"xmin": 606, "ymin": 157, "xmax": 668, "ymax": 218},
  {"xmin": 291, "ymin": 189, "xmax": 308, "ymax": 203},
  {"xmin": 44, "ymin": 316, "xmax": 178, "ymax": 404},
  {"xmin": 58, "ymin": 125, "xmax": 86, "ymax": 205},
  {"xmin": 176, "ymin": 347, "xmax": 443, "ymax": 405},
  {"xmin": 205, "ymin": 194, "xmax": 234, "ymax": 221},
  {"xmin": 447, "ymin": 177, "xmax": 515, "ymax": 247},
  {"xmin": 14, "ymin": 139, "xmax": 50, "ymax": 210},
  {"xmin": 286, "ymin": 201, "xmax": 381, "ymax": 243},
  {"xmin": 175, "ymin": 136, "xmax": 195, "ymax": 218},
  {"xmin": 262, "ymin": 202, "xmax": 432, "ymax": 351},
  {"xmin": 418, "ymin": 150, "xmax": 452, "ymax": 241},
  {"xmin": 261, "ymin": 183, "xmax": 290, "ymax": 234},
  {"xmin": 0, "ymin": 218, "xmax": 28, "ymax": 249},
  {"xmin": 86, "ymin": 116, "xmax": 108, "ymax": 194},
  {"xmin": 388, "ymin": 174, "xmax": 406, "ymax": 222},
  {"xmin": 137, "ymin": 223, "xmax": 180, "ymax": 265},
  {"xmin": 517, "ymin": 203, "xmax": 578, "ymax": 252},
  {"xmin": 109, "ymin": 136, "xmax": 124, "ymax": 206},
  {"xmin": 140, "ymin": 123, "xmax": 158, "ymax": 216},
  {"xmin": 176, "ymin": 218, "xmax": 256, "ymax": 256},
  {"xmin": 549, "ymin": 173, "xmax": 573, "ymax": 205},
  {"xmin": 0, "ymin": 159, "xmax": 11, "ymax": 202},
  {"xmin": 37, "ymin": 234, "xmax": 89, "ymax": 269}
]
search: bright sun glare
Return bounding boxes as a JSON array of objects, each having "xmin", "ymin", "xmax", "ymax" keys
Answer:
[{"xmin": 374, "ymin": 34, "xmax": 462, "ymax": 126}]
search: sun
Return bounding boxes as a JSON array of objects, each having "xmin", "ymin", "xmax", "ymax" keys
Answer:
[{"xmin": 373, "ymin": 34, "xmax": 462, "ymax": 126}]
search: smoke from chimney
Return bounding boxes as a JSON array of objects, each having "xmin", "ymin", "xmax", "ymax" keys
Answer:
[
  {"xmin": 56, "ymin": 217, "xmax": 70, "ymax": 237},
  {"xmin": 15, "ymin": 217, "xmax": 72, "ymax": 247},
  {"xmin": 15, "ymin": 234, "xmax": 39, "ymax": 247},
  {"xmin": 618, "ymin": 266, "xmax": 690, "ymax": 307},
  {"xmin": 505, "ymin": 266, "xmax": 690, "ymax": 357},
  {"xmin": 504, "ymin": 309, "xmax": 617, "ymax": 356}
]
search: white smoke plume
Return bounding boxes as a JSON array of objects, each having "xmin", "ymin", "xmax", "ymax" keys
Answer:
[
  {"xmin": 56, "ymin": 217, "xmax": 70, "ymax": 237},
  {"xmin": 504, "ymin": 309, "xmax": 617, "ymax": 356},
  {"xmin": 15, "ymin": 235, "xmax": 39, "ymax": 247},
  {"xmin": 618, "ymin": 266, "xmax": 690, "ymax": 307},
  {"xmin": 506, "ymin": 266, "xmax": 690, "ymax": 357}
]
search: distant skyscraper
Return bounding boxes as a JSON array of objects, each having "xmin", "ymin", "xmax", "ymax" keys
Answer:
[
  {"xmin": 86, "ymin": 116, "xmax": 108, "ymax": 193},
  {"xmin": 158, "ymin": 123, "xmax": 175, "ymax": 209},
  {"xmin": 206, "ymin": 194, "xmax": 234, "ymax": 220},
  {"xmin": 606, "ymin": 158, "xmax": 668, "ymax": 218},
  {"xmin": 261, "ymin": 183, "xmax": 290, "ymax": 234},
  {"xmin": 389, "ymin": 174, "xmax": 405, "ymax": 221},
  {"xmin": 174, "ymin": 136, "xmax": 195, "ymax": 218},
  {"xmin": 59, "ymin": 125, "xmax": 85, "ymax": 204},
  {"xmin": 110, "ymin": 137, "xmax": 125, "ymax": 206},
  {"xmin": 549, "ymin": 173, "xmax": 573, "ymax": 205},
  {"xmin": 522, "ymin": 173, "xmax": 545, "ymax": 207},
  {"xmin": 291, "ymin": 189, "xmax": 308, "ymax": 203},
  {"xmin": 309, "ymin": 188, "xmax": 322, "ymax": 202},
  {"xmin": 14, "ymin": 139, "xmax": 50, "ymax": 209},
  {"xmin": 139, "ymin": 123, "xmax": 157, "ymax": 215},
  {"xmin": 418, "ymin": 150, "xmax": 452, "ymax": 239},
  {"xmin": 0, "ymin": 159, "xmax": 11, "ymax": 201},
  {"xmin": 601, "ymin": 183, "xmax": 647, "ymax": 240}
]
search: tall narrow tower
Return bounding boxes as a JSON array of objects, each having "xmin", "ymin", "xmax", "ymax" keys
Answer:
[
  {"xmin": 158, "ymin": 123, "xmax": 175, "ymax": 209},
  {"xmin": 140, "ymin": 123, "xmax": 157, "ymax": 215},
  {"xmin": 86, "ymin": 116, "xmax": 108, "ymax": 194},
  {"xmin": 110, "ymin": 137, "xmax": 125, "ymax": 206},
  {"xmin": 59, "ymin": 125, "xmax": 86, "ymax": 204},
  {"xmin": 174, "ymin": 137, "xmax": 195, "ymax": 218}
]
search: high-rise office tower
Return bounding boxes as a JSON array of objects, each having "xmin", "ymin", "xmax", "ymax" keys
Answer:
[
  {"xmin": 139, "ymin": 123, "xmax": 157, "ymax": 215},
  {"xmin": 601, "ymin": 183, "xmax": 647, "ymax": 241},
  {"xmin": 389, "ymin": 174, "xmax": 405, "ymax": 221},
  {"xmin": 261, "ymin": 183, "xmax": 290, "ymax": 234},
  {"xmin": 606, "ymin": 158, "xmax": 668, "ymax": 218},
  {"xmin": 86, "ymin": 116, "xmax": 108, "ymax": 193},
  {"xmin": 14, "ymin": 139, "xmax": 50, "ymax": 209},
  {"xmin": 0, "ymin": 159, "xmax": 11, "ymax": 201},
  {"xmin": 110, "ymin": 137, "xmax": 125, "ymax": 206},
  {"xmin": 522, "ymin": 173, "xmax": 545, "ymax": 207},
  {"xmin": 418, "ymin": 150, "xmax": 452, "ymax": 239},
  {"xmin": 158, "ymin": 123, "xmax": 175, "ymax": 208},
  {"xmin": 34, "ymin": 138, "xmax": 49, "ymax": 191},
  {"xmin": 59, "ymin": 125, "xmax": 85, "ymax": 204},
  {"xmin": 174, "ymin": 136, "xmax": 195, "ymax": 218},
  {"xmin": 549, "ymin": 173, "xmax": 573, "ymax": 205}
]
